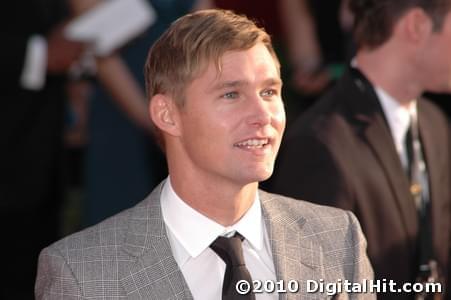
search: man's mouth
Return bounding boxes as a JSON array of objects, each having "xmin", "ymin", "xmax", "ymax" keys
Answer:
[{"xmin": 233, "ymin": 138, "xmax": 270, "ymax": 149}]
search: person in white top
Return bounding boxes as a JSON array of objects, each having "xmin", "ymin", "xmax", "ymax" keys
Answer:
[{"xmin": 36, "ymin": 9, "xmax": 374, "ymax": 299}]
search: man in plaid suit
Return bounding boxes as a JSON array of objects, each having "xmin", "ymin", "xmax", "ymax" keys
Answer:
[{"xmin": 36, "ymin": 9, "xmax": 374, "ymax": 299}]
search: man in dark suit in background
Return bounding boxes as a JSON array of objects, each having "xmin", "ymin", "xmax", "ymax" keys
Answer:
[
  {"xmin": 268, "ymin": 0, "xmax": 451, "ymax": 299},
  {"xmin": 1, "ymin": 0, "xmax": 83, "ymax": 297}
]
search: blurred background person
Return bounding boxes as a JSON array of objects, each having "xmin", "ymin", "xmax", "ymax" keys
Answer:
[
  {"xmin": 284, "ymin": 0, "xmax": 355, "ymax": 113},
  {"xmin": 1, "ymin": 0, "xmax": 84, "ymax": 298},
  {"xmin": 268, "ymin": 0, "xmax": 451, "ymax": 298},
  {"xmin": 74, "ymin": 0, "xmax": 198, "ymax": 227}
]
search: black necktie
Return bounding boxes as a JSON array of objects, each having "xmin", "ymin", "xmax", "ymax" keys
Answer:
[
  {"xmin": 404, "ymin": 109, "xmax": 428, "ymax": 213},
  {"xmin": 210, "ymin": 233, "xmax": 255, "ymax": 300},
  {"xmin": 404, "ymin": 108, "xmax": 434, "ymax": 267}
]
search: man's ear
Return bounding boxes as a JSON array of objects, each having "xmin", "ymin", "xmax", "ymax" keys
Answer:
[
  {"xmin": 149, "ymin": 94, "xmax": 181, "ymax": 137},
  {"xmin": 402, "ymin": 8, "xmax": 433, "ymax": 44}
]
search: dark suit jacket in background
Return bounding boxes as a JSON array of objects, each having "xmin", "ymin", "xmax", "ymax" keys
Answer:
[
  {"xmin": 0, "ymin": 1, "xmax": 68, "ymax": 298},
  {"xmin": 36, "ymin": 181, "xmax": 374, "ymax": 299},
  {"xmin": 267, "ymin": 68, "xmax": 451, "ymax": 299}
]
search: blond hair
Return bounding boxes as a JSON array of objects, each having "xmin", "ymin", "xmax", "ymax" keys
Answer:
[{"xmin": 144, "ymin": 9, "xmax": 279, "ymax": 147}]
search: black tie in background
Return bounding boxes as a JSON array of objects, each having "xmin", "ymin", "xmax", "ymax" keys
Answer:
[
  {"xmin": 404, "ymin": 110, "xmax": 433, "ymax": 265},
  {"xmin": 405, "ymin": 110, "xmax": 441, "ymax": 300},
  {"xmin": 405, "ymin": 114, "xmax": 426, "ymax": 213},
  {"xmin": 210, "ymin": 233, "xmax": 255, "ymax": 300}
]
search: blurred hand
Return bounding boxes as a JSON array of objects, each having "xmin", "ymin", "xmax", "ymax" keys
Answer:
[{"xmin": 47, "ymin": 23, "xmax": 85, "ymax": 74}]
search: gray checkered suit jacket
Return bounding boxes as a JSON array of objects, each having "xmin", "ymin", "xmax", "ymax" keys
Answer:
[{"xmin": 35, "ymin": 181, "xmax": 374, "ymax": 299}]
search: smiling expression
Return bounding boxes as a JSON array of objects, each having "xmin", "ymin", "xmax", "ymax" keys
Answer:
[{"xmin": 171, "ymin": 43, "xmax": 286, "ymax": 188}]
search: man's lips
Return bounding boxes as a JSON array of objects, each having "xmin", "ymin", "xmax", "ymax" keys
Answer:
[{"xmin": 233, "ymin": 137, "xmax": 271, "ymax": 149}]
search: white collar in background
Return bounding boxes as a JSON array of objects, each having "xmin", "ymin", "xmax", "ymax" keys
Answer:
[
  {"xmin": 161, "ymin": 176, "xmax": 264, "ymax": 267},
  {"xmin": 375, "ymin": 86, "xmax": 416, "ymax": 159}
]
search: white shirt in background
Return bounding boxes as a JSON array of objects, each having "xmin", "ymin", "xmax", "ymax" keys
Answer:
[{"xmin": 375, "ymin": 86, "xmax": 416, "ymax": 171}]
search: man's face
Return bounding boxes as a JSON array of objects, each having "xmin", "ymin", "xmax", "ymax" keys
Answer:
[
  {"xmin": 173, "ymin": 43, "xmax": 285, "ymax": 187},
  {"xmin": 420, "ymin": 10, "xmax": 451, "ymax": 92}
]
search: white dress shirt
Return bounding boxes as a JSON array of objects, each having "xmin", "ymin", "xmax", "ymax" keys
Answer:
[
  {"xmin": 376, "ymin": 88, "xmax": 431, "ymax": 210},
  {"xmin": 161, "ymin": 177, "xmax": 277, "ymax": 300},
  {"xmin": 375, "ymin": 87, "xmax": 416, "ymax": 171},
  {"xmin": 352, "ymin": 58, "xmax": 415, "ymax": 170}
]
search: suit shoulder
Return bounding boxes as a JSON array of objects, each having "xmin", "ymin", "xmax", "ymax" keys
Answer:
[
  {"xmin": 288, "ymin": 91, "xmax": 344, "ymax": 134},
  {"xmin": 420, "ymin": 98, "xmax": 450, "ymax": 127},
  {"xmin": 259, "ymin": 190, "xmax": 356, "ymax": 227},
  {"xmin": 259, "ymin": 190, "xmax": 367, "ymax": 261},
  {"xmin": 419, "ymin": 98, "xmax": 450, "ymax": 151},
  {"xmin": 285, "ymin": 82, "xmax": 356, "ymax": 145},
  {"xmin": 46, "ymin": 204, "xmax": 136, "ymax": 257}
]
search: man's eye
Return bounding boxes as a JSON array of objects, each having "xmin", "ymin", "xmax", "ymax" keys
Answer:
[
  {"xmin": 222, "ymin": 91, "xmax": 238, "ymax": 99},
  {"xmin": 261, "ymin": 89, "xmax": 277, "ymax": 97}
]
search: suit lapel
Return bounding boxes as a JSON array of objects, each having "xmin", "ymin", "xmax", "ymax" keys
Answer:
[
  {"xmin": 121, "ymin": 182, "xmax": 193, "ymax": 299},
  {"xmin": 345, "ymin": 69, "xmax": 418, "ymax": 244},
  {"xmin": 260, "ymin": 191, "xmax": 324, "ymax": 299},
  {"xmin": 362, "ymin": 114, "xmax": 419, "ymax": 238}
]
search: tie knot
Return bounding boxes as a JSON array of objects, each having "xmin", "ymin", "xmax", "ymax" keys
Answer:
[
  {"xmin": 210, "ymin": 232, "xmax": 255, "ymax": 299},
  {"xmin": 210, "ymin": 232, "xmax": 245, "ymax": 267}
]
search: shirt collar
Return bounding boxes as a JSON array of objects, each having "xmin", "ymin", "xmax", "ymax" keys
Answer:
[
  {"xmin": 161, "ymin": 176, "xmax": 264, "ymax": 267},
  {"xmin": 351, "ymin": 59, "xmax": 415, "ymax": 146},
  {"xmin": 375, "ymin": 86, "xmax": 416, "ymax": 152}
]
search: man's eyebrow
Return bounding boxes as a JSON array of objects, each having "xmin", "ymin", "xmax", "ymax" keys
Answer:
[
  {"xmin": 211, "ymin": 80, "xmax": 248, "ymax": 91},
  {"xmin": 210, "ymin": 77, "xmax": 282, "ymax": 91},
  {"xmin": 263, "ymin": 78, "xmax": 283, "ymax": 87}
]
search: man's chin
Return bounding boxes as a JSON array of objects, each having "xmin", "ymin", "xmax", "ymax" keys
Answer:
[
  {"xmin": 231, "ymin": 163, "xmax": 275, "ymax": 185},
  {"xmin": 251, "ymin": 168, "xmax": 275, "ymax": 183}
]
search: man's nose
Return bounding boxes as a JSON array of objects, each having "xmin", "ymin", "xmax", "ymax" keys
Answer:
[{"xmin": 246, "ymin": 94, "xmax": 272, "ymax": 127}]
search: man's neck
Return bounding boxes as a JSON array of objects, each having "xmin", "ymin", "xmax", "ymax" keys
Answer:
[
  {"xmin": 356, "ymin": 48, "xmax": 422, "ymax": 106},
  {"xmin": 169, "ymin": 174, "xmax": 258, "ymax": 227}
]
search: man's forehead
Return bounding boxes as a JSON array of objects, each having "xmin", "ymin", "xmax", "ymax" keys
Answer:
[
  {"xmin": 210, "ymin": 47, "xmax": 279, "ymax": 79},
  {"xmin": 208, "ymin": 68, "xmax": 281, "ymax": 93}
]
